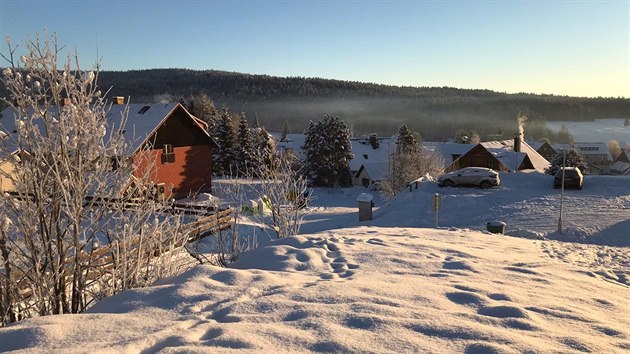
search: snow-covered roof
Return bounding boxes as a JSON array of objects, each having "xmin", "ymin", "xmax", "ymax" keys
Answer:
[
  {"xmin": 481, "ymin": 140, "xmax": 550, "ymax": 172},
  {"xmin": 355, "ymin": 161, "xmax": 389, "ymax": 181},
  {"xmin": 422, "ymin": 142, "xmax": 475, "ymax": 168},
  {"xmin": 554, "ymin": 142, "xmax": 612, "ymax": 160},
  {"xmin": 610, "ymin": 161, "xmax": 630, "ymax": 175},
  {"xmin": 275, "ymin": 133, "xmax": 306, "ymax": 160},
  {"xmin": 349, "ymin": 137, "xmax": 396, "ymax": 172},
  {"xmin": 525, "ymin": 140, "xmax": 554, "ymax": 152},
  {"xmin": 0, "ymin": 103, "xmax": 194, "ymax": 155},
  {"xmin": 106, "ymin": 103, "xmax": 181, "ymax": 153}
]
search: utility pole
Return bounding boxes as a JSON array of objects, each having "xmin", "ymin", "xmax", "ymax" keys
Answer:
[{"xmin": 557, "ymin": 149, "xmax": 566, "ymax": 234}]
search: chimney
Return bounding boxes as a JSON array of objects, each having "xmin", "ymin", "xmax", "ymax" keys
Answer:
[
  {"xmin": 514, "ymin": 134, "xmax": 521, "ymax": 152},
  {"xmin": 113, "ymin": 96, "xmax": 125, "ymax": 105},
  {"xmin": 368, "ymin": 134, "xmax": 380, "ymax": 149}
]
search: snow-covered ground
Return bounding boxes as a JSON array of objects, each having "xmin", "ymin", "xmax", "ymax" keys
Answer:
[{"xmin": 1, "ymin": 172, "xmax": 629, "ymax": 353}]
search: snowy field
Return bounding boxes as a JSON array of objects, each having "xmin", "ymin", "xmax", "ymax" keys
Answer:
[
  {"xmin": 1, "ymin": 172, "xmax": 629, "ymax": 353},
  {"xmin": 547, "ymin": 118, "xmax": 630, "ymax": 146}
]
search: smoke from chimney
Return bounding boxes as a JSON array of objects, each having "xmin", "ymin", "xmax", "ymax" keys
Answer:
[
  {"xmin": 517, "ymin": 114, "xmax": 528, "ymax": 140},
  {"xmin": 514, "ymin": 114, "xmax": 528, "ymax": 153}
]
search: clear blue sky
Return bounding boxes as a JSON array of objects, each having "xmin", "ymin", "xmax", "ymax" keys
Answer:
[{"xmin": 1, "ymin": 0, "xmax": 628, "ymax": 97}]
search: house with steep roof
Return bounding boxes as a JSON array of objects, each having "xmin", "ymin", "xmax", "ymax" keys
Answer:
[
  {"xmin": 349, "ymin": 136, "xmax": 397, "ymax": 186},
  {"xmin": 609, "ymin": 149, "xmax": 630, "ymax": 175},
  {"xmin": 526, "ymin": 140, "xmax": 556, "ymax": 162},
  {"xmin": 424, "ymin": 138, "xmax": 550, "ymax": 173},
  {"xmin": 0, "ymin": 101, "xmax": 216, "ymax": 199},
  {"xmin": 553, "ymin": 142, "xmax": 612, "ymax": 174},
  {"xmin": 481, "ymin": 139, "xmax": 550, "ymax": 172}
]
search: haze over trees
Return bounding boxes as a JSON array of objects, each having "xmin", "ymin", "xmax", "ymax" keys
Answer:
[{"xmin": 1, "ymin": 68, "xmax": 625, "ymax": 142}]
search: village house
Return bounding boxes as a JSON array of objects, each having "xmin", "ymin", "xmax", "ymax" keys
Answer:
[
  {"xmin": 553, "ymin": 142, "xmax": 612, "ymax": 174},
  {"xmin": 0, "ymin": 100, "xmax": 216, "ymax": 199},
  {"xmin": 425, "ymin": 137, "xmax": 550, "ymax": 173},
  {"xmin": 526, "ymin": 140, "xmax": 557, "ymax": 162},
  {"xmin": 609, "ymin": 149, "xmax": 630, "ymax": 175},
  {"xmin": 349, "ymin": 135, "xmax": 397, "ymax": 187}
]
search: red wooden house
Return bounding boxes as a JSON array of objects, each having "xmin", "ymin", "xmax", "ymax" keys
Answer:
[{"xmin": 106, "ymin": 101, "xmax": 217, "ymax": 199}]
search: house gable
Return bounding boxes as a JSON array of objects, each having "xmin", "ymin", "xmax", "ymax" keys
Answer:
[
  {"xmin": 145, "ymin": 105, "xmax": 215, "ymax": 150},
  {"xmin": 449, "ymin": 144, "xmax": 507, "ymax": 172}
]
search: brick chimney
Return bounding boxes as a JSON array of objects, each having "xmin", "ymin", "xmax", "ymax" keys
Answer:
[
  {"xmin": 514, "ymin": 134, "xmax": 521, "ymax": 152},
  {"xmin": 113, "ymin": 96, "xmax": 125, "ymax": 105}
]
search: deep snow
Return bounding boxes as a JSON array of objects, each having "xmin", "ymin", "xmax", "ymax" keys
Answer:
[{"xmin": 0, "ymin": 172, "xmax": 629, "ymax": 353}]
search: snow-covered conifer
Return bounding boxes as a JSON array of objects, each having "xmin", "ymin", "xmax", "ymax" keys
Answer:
[
  {"xmin": 236, "ymin": 113, "xmax": 256, "ymax": 175},
  {"xmin": 303, "ymin": 115, "xmax": 352, "ymax": 187},
  {"xmin": 212, "ymin": 107, "xmax": 237, "ymax": 175},
  {"xmin": 546, "ymin": 147, "xmax": 589, "ymax": 175}
]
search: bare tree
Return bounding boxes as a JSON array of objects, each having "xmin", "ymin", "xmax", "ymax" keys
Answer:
[
  {"xmin": 0, "ymin": 34, "xmax": 190, "ymax": 325},
  {"xmin": 248, "ymin": 152, "xmax": 311, "ymax": 239},
  {"xmin": 380, "ymin": 149, "xmax": 444, "ymax": 198}
]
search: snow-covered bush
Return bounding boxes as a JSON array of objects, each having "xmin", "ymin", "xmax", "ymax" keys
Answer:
[{"xmin": 0, "ymin": 34, "xmax": 188, "ymax": 325}]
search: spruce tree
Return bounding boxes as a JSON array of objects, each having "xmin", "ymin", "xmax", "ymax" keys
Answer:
[
  {"xmin": 236, "ymin": 113, "xmax": 256, "ymax": 175},
  {"xmin": 546, "ymin": 147, "xmax": 589, "ymax": 175},
  {"xmin": 397, "ymin": 124, "xmax": 418, "ymax": 153},
  {"xmin": 254, "ymin": 126, "xmax": 275, "ymax": 169},
  {"xmin": 212, "ymin": 107, "xmax": 237, "ymax": 175},
  {"xmin": 303, "ymin": 115, "xmax": 352, "ymax": 187}
]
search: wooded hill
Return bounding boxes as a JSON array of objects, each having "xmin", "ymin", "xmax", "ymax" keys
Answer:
[{"xmin": 3, "ymin": 68, "xmax": 629, "ymax": 140}]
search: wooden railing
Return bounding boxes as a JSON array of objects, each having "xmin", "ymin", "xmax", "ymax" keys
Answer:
[{"xmin": 4, "ymin": 205, "xmax": 233, "ymax": 303}]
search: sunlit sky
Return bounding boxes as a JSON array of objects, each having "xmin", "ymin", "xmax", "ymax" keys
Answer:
[{"xmin": 1, "ymin": 0, "xmax": 628, "ymax": 98}]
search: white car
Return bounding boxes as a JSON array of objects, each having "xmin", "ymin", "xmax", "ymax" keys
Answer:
[{"xmin": 438, "ymin": 167, "xmax": 500, "ymax": 188}]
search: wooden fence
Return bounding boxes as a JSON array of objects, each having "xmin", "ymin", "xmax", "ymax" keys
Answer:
[{"xmin": 5, "ymin": 203, "xmax": 233, "ymax": 303}]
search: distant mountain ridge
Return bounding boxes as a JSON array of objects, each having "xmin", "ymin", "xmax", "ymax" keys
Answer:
[{"xmin": 2, "ymin": 68, "xmax": 629, "ymax": 139}]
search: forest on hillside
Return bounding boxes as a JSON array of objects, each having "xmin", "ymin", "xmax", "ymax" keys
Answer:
[{"xmin": 2, "ymin": 68, "xmax": 628, "ymax": 140}]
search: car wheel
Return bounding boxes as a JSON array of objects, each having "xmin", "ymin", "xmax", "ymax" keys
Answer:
[
  {"xmin": 480, "ymin": 180, "xmax": 492, "ymax": 189},
  {"xmin": 443, "ymin": 179, "xmax": 455, "ymax": 187}
]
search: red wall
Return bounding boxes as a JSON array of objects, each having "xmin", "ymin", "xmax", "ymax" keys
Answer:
[{"xmin": 133, "ymin": 145, "xmax": 213, "ymax": 199}]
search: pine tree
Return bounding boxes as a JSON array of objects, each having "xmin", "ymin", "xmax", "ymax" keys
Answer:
[
  {"xmin": 381, "ymin": 125, "xmax": 443, "ymax": 197},
  {"xmin": 281, "ymin": 119, "xmax": 291, "ymax": 141},
  {"xmin": 397, "ymin": 124, "xmax": 418, "ymax": 153},
  {"xmin": 303, "ymin": 115, "xmax": 352, "ymax": 187},
  {"xmin": 254, "ymin": 126, "xmax": 275, "ymax": 169},
  {"xmin": 212, "ymin": 107, "xmax": 237, "ymax": 175},
  {"xmin": 236, "ymin": 113, "xmax": 256, "ymax": 175},
  {"xmin": 253, "ymin": 111, "xmax": 261, "ymax": 129},
  {"xmin": 546, "ymin": 147, "xmax": 589, "ymax": 175}
]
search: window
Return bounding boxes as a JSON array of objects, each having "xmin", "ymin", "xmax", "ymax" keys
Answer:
[
  {"xmin": 161, "ymin": 144, "xmax": 175, "ymax": 164},
  {"xmin": 363, "ymin": 154, "xmax": 369, "ymax": 159},
  {"xmin": 138, "ymin": 105, "xmax": 151, "ymax": 114}
]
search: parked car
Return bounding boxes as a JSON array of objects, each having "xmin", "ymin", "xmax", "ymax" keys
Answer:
[
  {"xmin": 438, "ymin": 167, "xmax": 500, "ymax": 188},
  {"xmin": 553, "ymin": 167, "xmax": 583, "ymax": 189}
]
